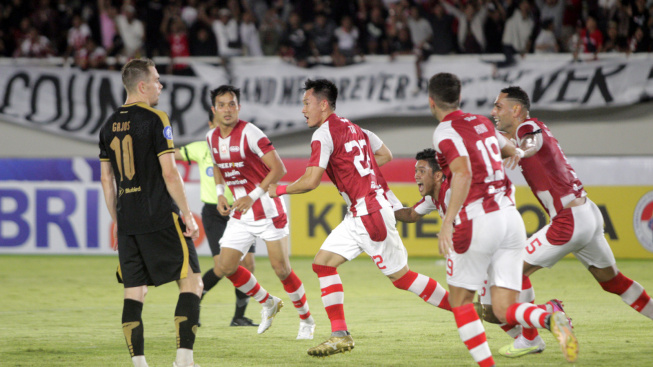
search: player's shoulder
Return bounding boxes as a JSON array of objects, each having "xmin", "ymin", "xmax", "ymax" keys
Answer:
[
  {"xmin": 311, "ymin": 120, "xmax": 332, "ymax": 141},
  {"xmin": 516, "ymin": 118, "xmax": 543, "ymax": 136},
  {"xmin": 131, "ymin": 102, "xmax": 170, "ymax": 125}
]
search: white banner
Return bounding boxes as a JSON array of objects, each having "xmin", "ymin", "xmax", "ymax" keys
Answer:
[{"xmin": 1, "ymin": 55, "xmax": 652, "ymax": 144}]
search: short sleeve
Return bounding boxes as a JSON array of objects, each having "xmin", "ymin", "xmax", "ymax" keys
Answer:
[
  {"xmin": 206, "ymin": 128, "xmax": 217, "ymax": 165},
  {"xmin": 308, "ymin": 125, "xmax": 333, "ymax": 169},
  {"xmin": 515, "ymin": 121, "xmax": 540, "ymax": 147},
  {"xmin": 495, "ymin": 130, "xmax": 508, "ymax": 148},
  {"xmin": 245, "ymin": 123, "xmax": 275, "ymax": 157},
  {"xmin": 152, "ymin": 111, "xmax": 175, "ymax": 156},
  {"xmin": 433, "ymin": 123, "xmax": 467, "ymax": 165},
  {"xmin": 413, "ymin": 196, "xmax": 437, "ymax": 215},
  {"xmin": 363, "ymin": 128, "xmax": 383, "ymax": 153},
  {"xmin": 98, "ymin": 129, "xmax": 110, "ymax": 161}
]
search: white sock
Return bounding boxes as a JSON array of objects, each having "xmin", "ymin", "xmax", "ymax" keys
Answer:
[
  {"xmin": 175, "ymin": 348, "xmax": 193, "ymax": 367},
  {"xmin": 131, "ymin": 355, "xmax": 148, "ymax": 367}
]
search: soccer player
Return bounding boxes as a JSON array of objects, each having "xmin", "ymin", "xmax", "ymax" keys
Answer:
[
  {"xmin": 268, "ymin": 79, "xmax": 452, "ymax": 357},
  {"xmin": 490, "ymin": 85, "xmax": 653, "ymax": 355},
  {"xmin": 99, "ymin": 58, "xmax": 202, "ymax": 367},
  {"xmin": 175, "ymin": 111, "xmax": 258, "ymax": 327},
  {"xmin": 429, "ymin": 72, "xmax": 577, "ymax": 366},
  {"xmin": 206, "ymin": 85, "xmax": 316, "ymax": 339}
]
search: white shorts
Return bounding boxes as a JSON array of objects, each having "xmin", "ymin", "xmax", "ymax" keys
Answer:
[
  {"xmin": 220, "ymin": 216, "xmax": 288, "ymax": 255},
  {"xmin": 446, "ymin": 207, "xmax": 525, "ymax": 292},
  {"xmin": 524, "ymin": 198, "xmax": 616, "ymax": 269},
  {"xmin": 321, "ymin": 204, "xmax": 408, "ymax": 276}
]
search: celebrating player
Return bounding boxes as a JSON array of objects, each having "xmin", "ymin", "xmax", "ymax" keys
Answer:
[
  {"xmin": 489, "ymin": 85, "xmax": 653, "ymax": 355},
  {"xmin": 429, "ymin": 73, "xmax": 577, "ymax": 365},
  {"xmin": 268, "ymin": 79, "xmax": 452, "ymax": 357},
  {"xmin": 206, "ymin": 85, "xmax": 316, "ymax": 339}
]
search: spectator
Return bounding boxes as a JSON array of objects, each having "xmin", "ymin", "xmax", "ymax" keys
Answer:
[
  {"xmin": 500, "ymin": 0, "xmax": 534, "ymax": 67},
  {"xmin": 280, "ymin": 11, "xmax": 309, "ymax": 66},
  {"xmin": 309, "ymin": 12, "xmax": 337, "ymax": 57},
  {"xmin": 535, "ymin": 0, "xmax": 565, "ymax": 38},
  {"xmin": 75, "ymin": 38, "xmax": 107, "ymax": 70},
  {"xmin": 603, "ymin": 20, "xmax": 627, "ymax": 51},
  {"xmin": 115, "ymin": 4, "xmax": 145, "ymax": 58},
  {"xmin": 578, "ymin": 15, "xmax": 604, "ymax": 55},
  {"xmin": 363, "ymin": 5, "xmax": 389, "ymax": 54},
  {"xmin": 629, "ymin": 0, "xmax": 650, "ymax": 48},
  {"xmin": 628, "ymin": 26, "xmax": 648, "ymax": 52},
  {"xmin": 240, "ymin": 11, "xmax": 263, "ymax": 56},
  {"xmin": 162, "ymin": 14, "xmax": 191, "ymax": 75},
  {"xmin": 189, "ymin": 24, "xmax": 218, "ymax": 56},
  {"xmin": 333, "ymin": 15, "xmax": 362, "ymax": 64},
  {"xmin": 389, "ymin": 25, "xmax": 414, "ymax": 57},
  {"xmin": 483, "ymin": 0, "xmax": 507, "ymax": 53},
  {"xmin": 97, "ymin": 0, "xmax": 119, "ymax": 54},
  {"xmin": 258, "ymin": 8, "xmax": 284, "ymax": 56},
  {"xmin": 212, "ymin": 8, "xmax": 243, "ymax": 58},
  {"xmin": 534, "ymin": 18, "xmax": 560, "ymax": 52},
  {"xmin": 14, "ymin": 27, "xmax": 55, "ymax": 57},
  {"xmin": 442, "ymin": 0, "xmax": 488, "ymax": 53},
  {"xmin": 181, "ymin": 0, "xmax": 199, "ymax": 28},
  {"xmin": 145, "ymin": 0, "xmax": 167, "ymax": 58},
  {"xmin": 429, "ymin": 1, "xmax": 457, "ymax": 54},
  {"xmin": 65, "ymin": 14, "xmax": 92, "ymax": 61}
]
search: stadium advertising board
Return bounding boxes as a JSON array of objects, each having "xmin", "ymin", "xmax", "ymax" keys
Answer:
[
  {"xmin": 2, "ymin": 55, "xmax": 653, "ymax": 144},
  {"xmin": 1, "ymin": 157, "xmax": 651, "ymax": 258}
]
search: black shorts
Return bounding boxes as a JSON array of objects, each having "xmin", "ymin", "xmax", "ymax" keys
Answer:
[
  {"xmin": 117, "ymin": 212, "xmax": 201, "ymax": 287},
  {"xmin": 202, "ymin": 203, "xmax": 256, "ymax": 256}
]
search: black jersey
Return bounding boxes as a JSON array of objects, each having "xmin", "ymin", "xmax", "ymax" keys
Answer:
[{"xmin": 99, "ymin": 102, "xmax": 179, "ymax": 235}]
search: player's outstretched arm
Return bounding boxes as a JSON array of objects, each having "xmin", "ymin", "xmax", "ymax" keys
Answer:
[
  {"xmin": 159, "ymin": 152, "xmax": 199, "ymax": 239},
  {"xmin": 395, "ymin": 207, "xmax": 423, "ymax": 223},
  {"xmin": 100, "ymin": 161, "xmax": 119, "ymax": 250},
  {"xmin": 269, "ymin": 166, "xmax": 325, "ymax": 198}
]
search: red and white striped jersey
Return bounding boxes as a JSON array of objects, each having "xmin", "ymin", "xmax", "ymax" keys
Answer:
[
  {"xmin": 413, "ymin": 179, "xmax": 450, "ymax": 218},
  {"xmin": 516, "ymin": 118, "xmax": 586, "ymax": 219},
  {"xmin": 433, "ymin": 110, "xmax": 515, "ymax": 224},
  {"xmin": 309, "ymin": 114, "xmax": 387, "ymax": 217},
  {"xmin": 206, "ymin": 120, "xmax": 286, "ymax": 221}
]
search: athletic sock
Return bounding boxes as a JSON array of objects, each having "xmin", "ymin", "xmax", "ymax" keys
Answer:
[
  {"xmin": 506, "ymin": 303, "xmax": 549, "ymax": 330},
  {"xmin": 519, "ymin": 275, "xmax": 539, "ymax": 341},
  {"xmin": 600, "ymin": 272, "xmax": 653, "ymax": 319},
  {"xmin": 201, "ymin": 269, "xmax": 221, "ymax": 299},
  {"xmin": 174, "ymin": 293, "xmax": 200, "ymax": 350},
  {"xmin": 500, "ymin": 323, "xmax": 522, "ymax": 339},
  {"xmin": 392, "ymin": 270, "xmax": 451, "ymax": 311},
  {"xmin": 233, "ymin": 288, "xmax": 250, "ymax": 319},
  {"xmin": 281, "ymin": 270, "xmax": 312, "ymax": 320},
  {"xmin": 313, "ymin": 264, "xmax": 346, "ymax": 332},
  {"xmin": 122, "ymin": 299, "xmax": 145, "ymax": 358},
  {"xmin": 452, "ymin": 303, "xmax": 494, "ymax": 367},
  {"xmin": 226, "ymin": 266, "xmax": 270, "ymax": 303}
]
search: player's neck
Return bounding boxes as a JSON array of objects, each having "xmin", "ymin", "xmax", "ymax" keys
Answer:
[
  {"xmin": 124, "ymin": 95, "xmax": 150, "ymax": 106},
  {"xmin": 436, "ymin": 108, "xmax": 458, "ymax": 122},
  {"xmin": 218, "ymin": 123, "xmax": 235, "ymax": 137}
]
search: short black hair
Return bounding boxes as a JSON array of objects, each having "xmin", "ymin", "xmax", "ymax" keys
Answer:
[
  {"xmin": 501, "ymin": 86, "xmax": 531, "ymax": 111},
  {"xmin": 303, "ymin": 79, "xmax": 337, "ymax": 110},
  {"xmin": 415, "ymin": 148, "xmax": 441, "ymax": 173},
  {"xmin": 210, "ymin": 85, "xmax": 240, "ymax": 105},
  {"xmin": 428, "ymin": 73, "xmax": 461, "ymax": 110}
]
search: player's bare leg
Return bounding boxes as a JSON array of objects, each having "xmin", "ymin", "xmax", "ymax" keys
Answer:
[
  {"xmin": 308, "ymin": 250, "xmax": 354, "ymax": 357},
  {"xmin": 267, "ymin": 237, "xmax": 315, "ymax": 339}
]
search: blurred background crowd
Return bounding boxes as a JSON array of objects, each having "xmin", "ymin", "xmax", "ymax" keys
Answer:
[{"xmin": 0, "ymin": 0, "xmax": 650, "ymax": 73}]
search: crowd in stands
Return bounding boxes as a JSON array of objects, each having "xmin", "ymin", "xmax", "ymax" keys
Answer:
[{"xmin": 0, "ymin": 0, "xmax": 650, "ymax": 73}]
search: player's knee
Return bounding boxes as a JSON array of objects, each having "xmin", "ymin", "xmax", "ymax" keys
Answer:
[
  {"xmin": 272, "ymin": 262, "xmax": 291, "ymax": 279},
  {"xmin": 491, "ymin": 303, "xmax": 509, "ymax": 324}
]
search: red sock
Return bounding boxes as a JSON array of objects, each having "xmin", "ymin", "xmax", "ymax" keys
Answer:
[
  {"xmin": 281, "ymin": 270, "xmax": 311, "ymax": 320},
  {"xmin": 312, "ymin": 264, "xmax": 346, "ymax": 332},
  {"xmin": 226, "ymin": 266, "xmax": 269, "ymax": 303},
  {"xmin": 453, "ymin": 304, "xmax": 494, "ymax": 367},
  {"xmin": 392, "ymin": 270, "xmax": 451, "ymax": 311},
  {"xmin": 506, "ymin": 303, "xmax": 548, "ymax": 329},
  {"xmin": 600, "ymin": 272, "xmax": 653, "ymax": 319}
]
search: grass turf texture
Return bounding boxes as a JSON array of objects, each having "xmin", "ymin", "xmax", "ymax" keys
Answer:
[{"xmin": 1, "ymin": 255, "xmax": 652, "ymax": 366}]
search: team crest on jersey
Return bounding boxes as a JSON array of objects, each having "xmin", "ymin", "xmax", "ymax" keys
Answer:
[
  {"xmin": 633, "ymin": 190, "xmax": 653, "ymax": 253},
  {"xmin": 163, "ymin": 126, "xmax": 173, "ymax": 140},
  {"xmin": 220, "ymin": 144, "xmax": 228, "ymax": 154}
]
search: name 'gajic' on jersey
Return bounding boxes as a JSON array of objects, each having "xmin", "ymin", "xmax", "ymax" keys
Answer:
[
  {"xmin": 99, "ymin": 102, "xmax": 179, "ymax": 235},
  {"xmin": 206, "ymin": 119, "xmax": 286, "ymax": 222}
]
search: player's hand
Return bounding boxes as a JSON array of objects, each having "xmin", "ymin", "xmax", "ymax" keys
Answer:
[
  {"xmin": 110, "ymin": 224, "xmax": 118, "ymax": 251},
  {"xmin": 232, "ymin": 196, "xmax": 254, "ymax": 214},
  {"xmin": 438, "ymin": 222, "xmax": 454, "ymax": 256},
  {"xmin": 503, "ymin": 154, "xmax": 520, "ymax": 170},
  {"xmin": 268, "ymin": 183, "xmax": 278, "ymax": 198},
  {"xmin": 217, "ymin": 195, "xmax": 232, "ymax": 216},
  {"xmin": 182, "ymin": 212, "xmax": 200, "ymax": 240}
]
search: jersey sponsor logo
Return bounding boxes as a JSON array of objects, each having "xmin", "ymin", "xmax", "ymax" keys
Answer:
[
  {"xmin": 217, "ymin": 162, "xmax": 244, "ymax": 169},
  {"xmin": 163, "ymin": 126, "xmax": 173, "ymax": 140},
  {"xmin": 225, "ymin": 178, "xmax": 247, "ymax": 186},
  {"xmin": 633, "ymin": 190, "xmax": 653, "ymax": 253},
  {"xmin": 223, "ymin": 170, "xmax": 239, "ymax": 178},
  {"xmin": 229, "ymin": 146, "xmax": 240, "ymax": 152},
  {"xmin": 205, "ymin": 167, "xmax": 213, "ymax": 177},
  {"xmin": 473, "ymin": 123, "xmax": 488, "ymax": 134}
]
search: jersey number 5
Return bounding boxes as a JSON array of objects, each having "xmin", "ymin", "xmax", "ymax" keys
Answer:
[
  {"xmin": 110, "ymin": 135, "xmax": 135, "ymax": 181},
  {"xmin": 344, "ymin": 139, "xmax": 372, "ymax": 177}
]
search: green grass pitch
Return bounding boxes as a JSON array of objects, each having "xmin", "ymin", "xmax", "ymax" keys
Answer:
[{"xmin": 1, "ymin": 255, "xmax": 652, "ymax": 366}]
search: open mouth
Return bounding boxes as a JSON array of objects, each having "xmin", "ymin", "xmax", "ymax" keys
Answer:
[{"xmin": 417, "ymin": 182, "xmax": 424, "ymax": 194}]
